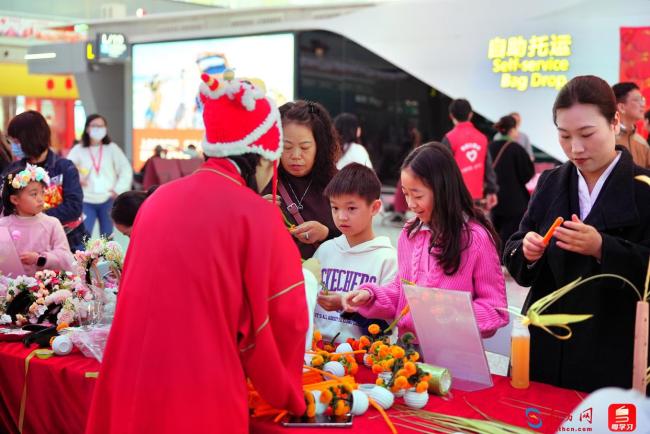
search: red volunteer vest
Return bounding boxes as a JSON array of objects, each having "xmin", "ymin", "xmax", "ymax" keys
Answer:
[{"xmin": 445, "ymin": 122, "xmax": 488, "ymax": 200}]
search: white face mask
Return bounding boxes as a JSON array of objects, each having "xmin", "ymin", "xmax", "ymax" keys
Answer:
[{"xmin": 88, "ymin": 127, "xmax": 107, "ymax": 142}]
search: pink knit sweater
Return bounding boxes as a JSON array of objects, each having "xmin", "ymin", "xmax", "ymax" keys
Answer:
[
  {"xmin": 0, "ymin": 213, "xmax": 73, "ymax": 276},
  {"xmin": 358, "ymin": 220, "xmax": 508, "ymax": 338}
]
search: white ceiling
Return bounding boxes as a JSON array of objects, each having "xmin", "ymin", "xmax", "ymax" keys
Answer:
[{"xmin": 0, "ymin": 0, "xmax": 387, "ymax": 22}]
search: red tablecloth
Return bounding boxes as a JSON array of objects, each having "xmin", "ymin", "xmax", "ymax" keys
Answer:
[{"xmin": 0, "ymin": 342, "xmax": 583, "ymax": 434}]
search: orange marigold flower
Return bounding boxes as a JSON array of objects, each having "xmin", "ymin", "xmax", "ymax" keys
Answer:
[
  {"xmin": 390, "ymin": 346, "xmax": 405, "ymax": 359},
  {"xmin": 306, "ymin": 403, "xmax": 316, "ymax": 418},
  {"xmin": 410, "ymin": 351, "xmax": 420, "ymax": 362},
  {"xmin": 386, "ymin": 358, "xmax": 395, "ymax": 369},
  {"xmin": 349, "ymin": 363, "xmax": 359, "ymax": 375},
  {"xmin": 396, "ymin": 369, "xmax": 407, "ymax": 378},
  {"xmin": 311, "ymin": 355, "xmax": 324, "ymax": 367},
  {"xmin": 404, "ymin": 361, "xmax": 417, "ymax": 375},
  {"xmin": 320, "ymin": 389, "xmax": 333, "ymax": 404},
  {"xmin": 378, "ymin": 345, "xmax": 390, "ymax": 358},
  {"xmin": 395, "ymin": 375, "xmax": 409, "ymax": 389},
  {"xmin": 376, "ymin": 378, "xmax": 384, "ymax": 386},
  {"xmin": 416, "ymin": 381, "xmax": 428, "ymax": 393},
  {"xmin": 313, "ymin": 331, "xmax": 322, "ymax": 342},
  {"xmin": 372, "ymin": 364, "xmax": 384, "ymax": 374},
  {"xmin": 56, "ymin": 322, "xmax": 69, "ymax": 332},
  {"xmin": 359, "ymin": 336, "xmax": 371, "ymax": 348},
  {"xmin": 334, "ymin": 400, "xmax": 348, "ymax": 416},
  {"xmin": 331, "ymin": 354, "xmax": 341, "ymax": 362},
  {"xmin": 368, "ymin": 324, "xmax": 381, "ymax": 335}
]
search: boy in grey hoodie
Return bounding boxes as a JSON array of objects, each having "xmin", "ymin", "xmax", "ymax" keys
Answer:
[{"xmin": 314, "ymin": 163, "xmax": 397, "ymax": 342}]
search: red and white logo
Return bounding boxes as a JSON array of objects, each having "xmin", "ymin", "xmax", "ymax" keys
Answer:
[{"xmin": 608, "ymin": 404, "xmax": 636, "ymax": 432}]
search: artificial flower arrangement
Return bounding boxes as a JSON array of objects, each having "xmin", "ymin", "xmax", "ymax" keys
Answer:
[
  {"xmin": 367, "ymin": 332, "xmax": 430, "ymax": 394},
  {"xmin": 0, "ymin": 270, "xmax": 92, "ymax": 327},
  {"xmin": 309, "ymin": 348, "xmax": 360, "ymax": 377},
  {"xmin": 74, "ymin": 237, "xmax": 124, "ymax": 286}
]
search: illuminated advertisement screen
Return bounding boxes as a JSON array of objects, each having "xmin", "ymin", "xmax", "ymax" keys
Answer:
[{"xmin": 131, "ymin": 33, "xmax": 295, "ymax": 169}]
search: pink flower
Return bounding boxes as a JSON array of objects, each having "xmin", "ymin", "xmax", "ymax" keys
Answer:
[{"xmin": 45, "ymin": 289, "xmax": 73, "ymax": 305}]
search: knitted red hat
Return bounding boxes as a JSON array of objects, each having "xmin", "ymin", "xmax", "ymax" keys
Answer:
[{"xmin": 198, "ymin": 72, "xmax": 282, "ymax": 161}]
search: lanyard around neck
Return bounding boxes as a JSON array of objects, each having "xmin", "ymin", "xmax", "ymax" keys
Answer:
[{"xmin": 89, "ymin": 145, "xmax": 103, "ymax": 175}]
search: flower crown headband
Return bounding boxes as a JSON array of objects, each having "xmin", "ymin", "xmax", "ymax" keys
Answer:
[{"xmin": 7, "ymin": 164, "xmax": 50, "ymax": 190}]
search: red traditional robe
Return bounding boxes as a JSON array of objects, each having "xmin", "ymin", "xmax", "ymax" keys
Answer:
[{"xmin": 85, "ymin": 158, "xmax": 308, "ymax": 434}]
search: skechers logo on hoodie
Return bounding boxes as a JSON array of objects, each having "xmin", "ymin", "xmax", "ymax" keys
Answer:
[{"xmin": 321, "ymin": 268, "xmax": 377, "ymax": 293}]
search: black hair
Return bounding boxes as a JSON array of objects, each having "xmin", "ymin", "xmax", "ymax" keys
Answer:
[
  {"xmin": 612, "ymin": 82, "xmax": 640, "ymax": 104},
  {"xmin": 0, "ymin": 130, "xmax": 11, "ymax": 165},
  {"xmin": 7, "ymin": 111, "xmax": 51, "ymax": 159},
  {"xmin": 553, "ymin": 75, "xmax": 617, "ymax": 125},
  {"xmin": 203, "ymin": 152, "xmax": 262, "ymax": 191},
  {"xmin": 81, "ymin": 114, "xmax": 111, "ymax": 147},
  {"xmin": 402, "ymin": 142, "xmax": 499, "ymax": 275},
  {"xmin": 494, "ymin": 115, "xmax": 517, "ymax": 136},
  {"xmin": 334, "ymin": 112, "xmax": 360, "ymax": 154},
  {"xmin": 279, "ymin": 100, "xmax": 339, "ymax": 190},
  {"xmin": 111, "ymin": 186, "xmax": 158, "ymax": 227},
  {"xmin": 1, "ymin": 165, "xmax": 47, "ymax": 216},
  {"xmin": 323, "ymin": 163, "xmax": 380, "ymax": 204},
  {"xmin": 448, "ymin": 99, "xmax": 472, "ymax": 122},
  {"xmin": 645, "ymin": 109, "xmax": 650, "ymax": 123}
]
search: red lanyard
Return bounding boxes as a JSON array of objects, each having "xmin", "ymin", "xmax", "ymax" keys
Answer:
[{"xmin": 89, "ymin": 145, "xmax": 103, "ymax": 175}]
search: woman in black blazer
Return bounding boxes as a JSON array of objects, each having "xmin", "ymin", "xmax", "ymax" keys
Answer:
[
  {"xmin": 504, "ymin": 75, "xmax": 650, "ymax": 393},
  {"xmin": 489, "ymin": 115, "xmax": 535, "ymax": 257}
]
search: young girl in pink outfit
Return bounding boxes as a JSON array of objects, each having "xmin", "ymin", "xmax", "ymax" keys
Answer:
[
  {"xmin": 0, "ymin": 164, "xmax": 73, "ymax": 276},
  {"xmin": 342, "ymin": 143, "xmax": 508, "ymax": 338}
]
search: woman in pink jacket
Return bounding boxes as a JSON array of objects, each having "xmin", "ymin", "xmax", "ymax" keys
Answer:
[{"xmin": 343, "ymin": 142, "xmax": 508, "ymax": 338}]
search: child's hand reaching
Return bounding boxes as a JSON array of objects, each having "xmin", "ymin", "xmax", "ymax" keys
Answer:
[
  {"xmin": 341, "ymin": 289, "xmax": 371, "ymax": 312},
  {"xmin": 20, "ymin": 252, "xmax": 39, "ymax": 265},
  {"xmin": 317, "ymin": 292, "xmax": 343, "ymax": 311}
]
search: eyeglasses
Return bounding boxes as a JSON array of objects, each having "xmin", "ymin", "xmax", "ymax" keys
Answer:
[{"xmin": 629, "ymin": 96, "xmax": 646, "ymax": 106}]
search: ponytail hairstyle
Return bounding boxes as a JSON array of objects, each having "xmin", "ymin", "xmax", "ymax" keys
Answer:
[
  {"xmin": 402, "ymin": 142, "xmax": 499, "ymax": 275},
  {"xmin": 279, "ymin": 100, "xmax": 339, "ymax": 190},
  {"xmin": 334, "ymin": 112, "xmax": 360, "ymax": 155},
  {"xmin": 494, "ymin": 115, "xmax": 517, "ymax": 136}
]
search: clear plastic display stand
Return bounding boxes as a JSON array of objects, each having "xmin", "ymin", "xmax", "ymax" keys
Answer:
[{"xmin": 403, "ymin": 284, "xmax": 493, "ymax": 391}]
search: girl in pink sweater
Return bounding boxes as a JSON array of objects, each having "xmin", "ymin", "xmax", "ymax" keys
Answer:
[
  {"xmin": 0, "ymin": 164, "xmax": 73, "ymax": 276},
  {"xmin": 342, "ymin": 143, "xmax": 508, "ymax": 338}
]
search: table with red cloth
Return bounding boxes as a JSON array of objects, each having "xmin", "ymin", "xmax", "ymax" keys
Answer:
[{"xmin": 0, "ymin": 342, "xmax": 583, "ymax": 434}]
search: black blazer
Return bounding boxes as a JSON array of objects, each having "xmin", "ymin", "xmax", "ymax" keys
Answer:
[
  {"xmin": 504, "ymin": 148, "xmax": 650, "ymax": 393},
  {"xmin": 489, "ymin": 140, "xmax": 535, "ymax": 217}
]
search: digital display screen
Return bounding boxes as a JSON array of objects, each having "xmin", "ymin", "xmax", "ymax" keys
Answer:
[{"xmin": 131, "ymin": 33, "xmax": 294, "ymax": 169}]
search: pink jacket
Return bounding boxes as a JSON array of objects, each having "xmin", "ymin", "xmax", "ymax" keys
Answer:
[
  {"xmin": 0, "ymin": 213, "xmax": 74, "ymax": 276},
  {"xmin": 358, "ymin": 220, "xmax": 508, "ymax": 338}
]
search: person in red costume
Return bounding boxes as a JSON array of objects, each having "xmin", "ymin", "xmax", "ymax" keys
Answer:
[{"xmin": 85, "ymin": 72, "xmax": 308, "ymax": 434}]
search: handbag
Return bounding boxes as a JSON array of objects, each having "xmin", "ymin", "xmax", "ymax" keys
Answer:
[{"xmin": 491, "ymin": 141, "xmax": 512, "ymax": 169}]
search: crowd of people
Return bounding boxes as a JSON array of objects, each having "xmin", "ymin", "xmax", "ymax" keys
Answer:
[{"xmin": 0, "ymin": 73, "xmax": 649, "ymax": 432}]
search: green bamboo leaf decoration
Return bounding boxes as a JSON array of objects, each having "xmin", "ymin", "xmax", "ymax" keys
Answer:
[{"xmin": 520, "ymin": 274, "xmax": 642, "ymax": 340}]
